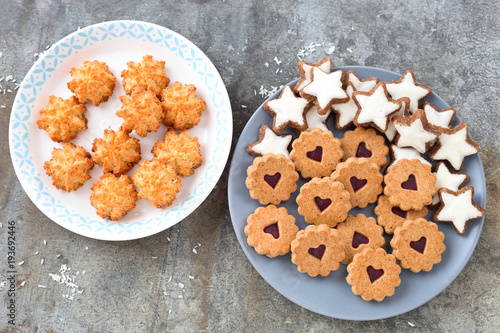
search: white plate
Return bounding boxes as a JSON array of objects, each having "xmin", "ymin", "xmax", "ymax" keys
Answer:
[
  {"xmin": 228, "ymin": 66, "xmax": 486, "ymax": 320},
  {"xmin": 9, "ymin": 21, "xmax": 232, "ymax": 241}
]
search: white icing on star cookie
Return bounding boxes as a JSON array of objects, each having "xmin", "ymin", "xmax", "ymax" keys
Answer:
[
  {"xmin": 344, "ymin": 70, "xmax": 378, "ymax": 92},
  {"xmin": 247, "ymin": 124, "xmax": 293, "ymax": 159},
  {"xmin": 385, "ymin": 70, "xmax": 431, "ymax": 113},
  {"xmin": 294, "ymin": 57, "xmax": 332, "ymax": 93},
  {"xmin": 422, "ymin": 102, "xmax": 456, "ymax": 129},
  {"xmin": 431, "ymin": 162, "xmax": 469, "ymax": 207},
  {"xmin": 304, "ymin": 105, "xmax": 331, "ymax": 132},
  {"xmin": 353, "ymin": 82, "xmax": 401, "ymax": 132},
  {"xmin": 264, "ymin": 85, "xmax": 311, "ymax": 133},
  {"xmin": 434, "ymin": 185, "xmax": 485, "ymax": 235},
  {"xmin": 429, "ymin": 122, "xmax": 480, "ymax": 171},
  {"xmin": 301, "ymin": 68, "xmax": 348, "ymax": 115},
  {"xmin": 331, "ymin": 83, "xmax": 358, "ymax": 130},
  {"xmin": 393, "ymin": 109, "xmax": 441, "ymax": 154},
  {"xmin": 389, "ymin": 145, "xmax": 432, "ymax": 167},
  {"xmin": 385, "ymin": 97, "xmax": 410, "ymax": 142}
]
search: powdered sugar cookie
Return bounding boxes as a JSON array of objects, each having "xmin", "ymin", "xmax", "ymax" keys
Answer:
[
  {"xmin": 246, "ymin": 124, "xmax": 293, "ymax": 159},
  {"xmin": 374, "ymin": 195, "xmax": 428, "ymax": 235},
  {"xmin": 344, "ymin": 70, "xmax": 378, "ymax": 92},
  {"xmin": 331, "ymin": 83, "xmax": 358, "ymax": 130},
  {"xmin": 340, "ymin": 127, "xmax": 388, "ymax": 168},
  {"xmin": 434, "ymin": 185, "xmax": 485, "ymax": 235},
  {"xmin": 431, "ymin": 162, "xmax": 469, "ymax": 209},
  {"xmin": 264, "ymin": 85, "xmax": 311, "ymax": 133},
  {"xmin": 294, "ymin": 57, "xmax": 332, "ymax": 93},
  {"xmin": 393, "ymin": 109, "xmax": 441, "ymax": 154},
  {"xmin": 353, "ymin": 82, "xmax": 401, "ymax": 132},
  {"xmin": 385, "ymin": 70, "xmax": 431, "ymax": 113},
  {"xmin": 300, "ymin": 68, "xmax": 348, "ymax": 115}
]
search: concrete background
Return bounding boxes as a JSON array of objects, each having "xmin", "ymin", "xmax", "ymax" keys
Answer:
[{"xmin": 1, "ymin": 0, "xmax": 499, "ymax": 332}]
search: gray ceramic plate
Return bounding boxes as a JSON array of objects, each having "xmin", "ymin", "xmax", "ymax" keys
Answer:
[{"xmin": 227, "ymin": 66, "xmax": 486, "ymax": 320}]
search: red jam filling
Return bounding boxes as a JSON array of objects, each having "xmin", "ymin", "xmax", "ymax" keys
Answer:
[
  {"xmin": 263, "ymin": 223, "xmax": 280, "ymax": 239},
  {"xmin": 306, "ymin": 146, "xmax": 323, "ymax": 162},
  {"xmin": 264, "ymin": 173, "xmax": 281, "ymax": 189},
  {"xmin": 308, "ymin": 244, "xmax": 326, "ymax": 260},
  {"xmin": 314, "ymin": 196, "xmax": 332, "ymax": 212},
  {"xmin": 391, "ymin": 206, "xmax": 408, "ymax": 219},
  {"xmin": 401, "ymin": 174, "xmax": 418, "ymax": 191},
  {"xmin": 356, "ymin": 142, "xmax": 372, "ymax": 158},
  {"xmin": 352, "ymin": 232, "xmax": 369, "ymax": 249},
  {"xmin": 367, "ymin": 266, "xmax": 384, "ymax": 283},
  {"xmin": 350, "ymin": 176, "xmax": 367, "ymax": 192},
  {"xmin": 410, "ymin": 236, "xmax": 427, "ymax": 254}
]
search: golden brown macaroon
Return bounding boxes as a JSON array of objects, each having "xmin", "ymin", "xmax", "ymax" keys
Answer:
[
  {"xmin": 91, "ymin": 128, "xmax": 141, "ymax": 175},
  {"xmin": 90, "ymin": 173, "xmax": 138, "ymax": 221},
  {"xmin": 132, "ymin": 158, "xmax": 182, "ymax": 208},
  {"xmin": 67, "ymin": 60, "xmax": 116, "ymax": 106},
  {"xmin": 121, "ymin": 55, "xmax": 170, "ymax": 97},
  {"xmin": 43, "ymin": 143, "xmax": 94, "ymax": 192},
  {"xmin": 151, "ymin": 128, "xmax": 202, "ymax": 177},
  {"xmin": 37, "ymin": 95, "xmax": 87, "ymax": 142},
  {"xmin": 116, "ymin": 87, "xmax": 164, "ymax": 137},
  {"xmin": 161, "ymin": 81, "xmax": 206, "ymax": 130}
]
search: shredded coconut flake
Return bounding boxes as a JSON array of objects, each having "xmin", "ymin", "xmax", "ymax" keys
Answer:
[
  {"xmin": 38, "ymin": 284, "xmax": 47, "ymax": 288},
  {"xmin": 18, "ymin": 261, "xmax": 24, "ymax": 266},
  {"xmin": 49, "ymin": 264, "xmax": 84, "ymax": 300},
  {"xmin": 408, "ymin": 322, "xmax": 416, "ymax": 327}
]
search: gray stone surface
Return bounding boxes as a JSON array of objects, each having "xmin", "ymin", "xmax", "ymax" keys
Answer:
[{"xmin": 1, "ymin": 0, "xmax": 499, "ymax": 332}]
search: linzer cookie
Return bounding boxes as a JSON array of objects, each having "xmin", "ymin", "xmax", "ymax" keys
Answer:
[
  {"xmin": 290, "ymin": 128, "xmax": 343, "ymax": 178},
  {"xmin": 391, "ymin": 218, "xmax": 446, "ymax": 272},
  {"xmin": 346, "ymin": 248, "xmax": 401, "ymax": 302},
  {"xmin": 384, "ymin": 158, "xmax": 436, "ymax": 210},
  {"xmin": 296, "ymin": 177, "xmax": 351, "ymax": 228},
  {"xmin": 330, "ymin": 157, "xmax": 383, "ymax": 208},
  {"xmin": 244, "ymin": 205, "xmax": 299, "ymax": 258},
  {"xmin": 291, "ymin": 224, "xmax": 345, "ymax": 277},
  {"xmin": 336, "ymin": 214, "xmax": 385, "ymax": 264},
  {"xmin": 340, "ymin": 127, "xmax": 388, "ymax": 168},
  {"xmin": 246, "ymin": 153, "xmax": 299, "ymax": 205},
  {"xmin": 374, "ymin": 195, "xmax": 428, "ymax": 235}
]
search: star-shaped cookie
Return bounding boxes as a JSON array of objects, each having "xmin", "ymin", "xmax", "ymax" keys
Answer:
[
  {"xmin": 331, "ymin": 83, "xmax": 358, "ymax": 130},
  {"xmin": 344, "ymin": 70, "xmax": 378, "ymax": 92},
  {"xmin": 429, "ymin": 122, "xmax": 480, "ymax": 171},
  {"xmin": 388, "ymin": 145, "xmax": 432, "ymax": 168},
  {"xmin": 431, "ymin": 161, "xmax": 469, "ymax": 208},
  {"xmin": 353, "ymin": 82, "xmax": 401, "ymax": 132},
  {"xmin": 264, "ymin": 85, "xmax": 311, "ymax": 133},
  {"xmin": 393, "ymin": 109, "xmax": 441, "ymax": 154},
  {"xmin": 246, "ymin": 124, "xmax": 293, "ymax": 159},
  {"xmin": 422, "ymin": 102, "xmax": 456, "ymax": 129},
  {"xmin": 385, "ymin": 70, "xmax": 431, "ymax": 113},
  {"xmin": 434, "ymin": 185, "xmax": 485, "ymax": 235},
  {"xmin": 300, "ymin": 68, "xmax": 348, "ymax": 115},
  {"xmin": 294, "ymin": 57, "xmax": 332, "ymax": 93},
  {"xmin": 304, "ymin": 105, "xmax": 331, "ymax": 132},
  {"xmin": 385, "ymin": 97, "xmax": 410, "ymax": 142}
]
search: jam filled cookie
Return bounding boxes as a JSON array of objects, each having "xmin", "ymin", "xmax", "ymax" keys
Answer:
[
  {"xmin": 291, "ymin": 224, "xmax": 345, "ymax": 277},
  {"xmin": 346, "ymin": 248, "xmax": 401, "ymax": 302},
  {"xmin": 391, "ymin": 218, "xmax": 446, "ymax": 272},
  {"xmin": 384, "ymin": 159, "xmax": 436, "ymax": 210},
  {"xmin": 433, "ymin": 185, "xmax": 485, "ymax": 235},
  {"xmin": 290, "ymin": 128, "xmax": 343, "ymax": 179},
  {"xmin": 264, "ymin": 85, "xmax": 311, "ymax": 133},
  {"xmin": 340, "ymin": 127, "xmax": 389, "ymax": 168},
  {"xmin": 336, "ymin": 214, "xmax": 385, "ymax": 264},
  {"xmin": 246, "ymin": 124, "xmax": 293, "ymax": 159},
  {"xmin": 385, "ymin": 70, "xmax": 431, "ymax": 113},
  {"xmin": 374, "ymin": 195, "xmax": 428, "ymax": 235},
  {"xmin": 245, "ymin": 153, "xmax": 299, "ymax": 205},
  {"xmin": 67, "ymin": 60, "xmax": 116, "ymax": 106},
  {"xmin": 90, "ymin": 174, "xmax": 138, "ymax": 221},
  {"xmin": 244, "ymin": 205, "xmax": 299, "ymax": 258},
  {"xmin": 296, "ymin": 177, "xmax": 351, "ymax": 228},
  {"xmin": 330, "ymin": 157, "xmax": 383, "ymax": 208}
]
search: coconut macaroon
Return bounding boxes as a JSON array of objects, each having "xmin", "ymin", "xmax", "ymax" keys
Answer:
[
  {"xmin": 37, "ymin": 95, "xmax": 88, "ymax": 142},
  {"xmin": 161, "ymin": 81, "xmax": 206, "ymax": 130},
  {"xmin": 132, "ymin": 158, "xmax": 182, "ymax": 208},
  {"xmin": 116, "ymin": 87, "xmax": 164, "ymax": 137},
  {"xmin": 91, "ymin": 128, "xmax": 141, "ymax": 175},
  {"xmin": 67, "ymin": 60, "xmax": 116, "ymax": 106},
  {"xmin": 43, "ymin": 143, "xmax": 94, "ymax": 192},
  {"xmin": 121, "ymin": 54, "xmax": 170, "ymax": 97},
  {"xmin": 151, "ymin": 128, "xmax": 202, "ymax": 177},
  {"xmin": 90, "ymin": 174, "xmax": 138, "ymax": 221}
]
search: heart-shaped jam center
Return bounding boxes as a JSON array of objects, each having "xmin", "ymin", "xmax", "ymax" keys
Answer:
[
  {"xmin": 308, "ymin": 244, "xmax": 326, "ymax": 260},
  {"xmin": 356, "ymin": 142, "xmax": 372, "ymax": 158},
  {"xmin": 401, "ymin": 174, "xmax": 417, "ymax": 191},
  {"xmin": 352, "ymin": 232, "xmax": 369, "ymax": 249},
  {"xmin": 391, "ymin": 206, "xmax": 408, "ymax": 219},
  {"xmin": 264, "ymin": 173, "xmax": 281, "ymax": 189},
  {"xmin": 350, "ymin": 176, "xmax": 367, "ymax": 192},
  {"xmin": 314, "ymin": 196, "xmax": 332, "ymax": 212},
  {"xmin": 263, "ymin": 223, "xmax": 280, "ymax": 239},
  {"xmin": 367, "ymin": 266, "xmax": 384, "ymax": 283},
  {"xmin": 306, "ymin": 146, "xmax": 323, "ymax": 162},
  {"xmin": 410, "ymin": 236, "xmax": 427, "ymax": 254}
]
